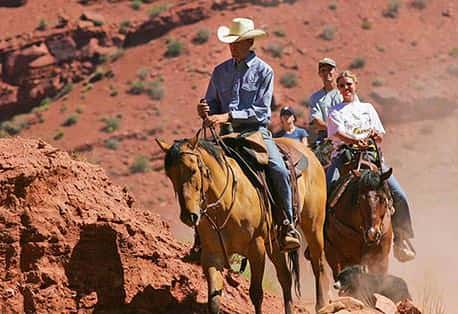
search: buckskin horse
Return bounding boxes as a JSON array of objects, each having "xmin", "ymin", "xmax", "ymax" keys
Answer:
[
  {"xmin": 156, "ymin": 132, "xmax": 331, "ymax": 314},
  {"xmin": 325, "ymin": 144, "xmax": 394, "ymax": 278}
]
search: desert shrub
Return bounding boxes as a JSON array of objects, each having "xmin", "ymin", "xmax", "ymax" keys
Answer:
[
  {"xmin": 383, "ymin": 0, "xmax": 401, "ymax": 18},
  {"xmin": 447, "ymin": 64, "xmax": 458, "ymax": 77},
  {"xmin": 128, "ymin": 80, "xmax": 145, "ymax": 95},
  {"xmin": 0, "ymin": 121, "xmax": 22, "ymax": 135},
  {"xmin": 93, "ymin": 19, "xmax": 104, "ymax": 26},
  {"xmin": 54, "ymin": 130, "xmax": 64, "ymax": 140},
  {"xmin": 146, "ymin": 80, "xmax": 164, "ymax": 100},
  {"xmin": 349, "ymin": 57, "xmax": 366, "ymax": 69},
  {"xmin": 101, "ymin": 116, "xmax": 121, "ymax": 133},
  {"xmin": 449, "ymin": 47, "xmax": 458, "ymax": 58},
  {"xmin": 265, "ymin": 43, "xmax": 284, "ymax": 58},
  {"xmin": 411, "ymin": 0, "xmax": 427, "ymax": 9},
  {"xmin": 372, "ymin": 77, "xmax": 385, "ymax": 87},
  {"xmin": 109, "ymin": 48, "xmax": 125, "ymax": 62},
  {"xmin": 273, "ymin": 29, "xmax": 285, "ymax": 37},
  {"xmin": 361, "ymin": 19, "xmax": 372, "ymax": 30},
  {"xmin": 109, "ymin": 85, "xmax": 118, "ymax": 97},
  {"xmin": 137, "ymin": 67, "xmax": 150, "ymax": 80},
  {"xmin": 55, "ymin": 83, "xmax": 74, "ymax": 99},
  {"xmin": 119, "ymin": 20, "xmax": 131, "ymax": 34},
  {"xmin": 320, "ymin": 25, "xmax": 335, "ymax": 41},
  {"xmin": 280, "ymin": 72, "xmax": 297, "ymax": 88},
  {"xmin": 192, "ymin": 29, "xmax": 210, "ymax": 45},
  {"xmin": 165, "ymin": 39, "xmax": 183, "ymax": 58},
  {"xmin": 130, "ymin": 0, "xmax": 142, "ymax": 10},
  {"xmin": 328, "ymin": 2, "xmax": 337, "ymax": 10},
  {"xmin": 129, "ymin": 155, "xmax": 150, "ymax": 173},
  {"xmin": 63, "ymin": 114, "xmax": 79, "ymax": 127},
  {"xmin": 104, "ymin": 138, "xmax": 120, "ymax": 150},
  {"xmin": 149, "ymin": 4, "xmax": 167, "ymax": 18},
  {"xmin": 37, "ymin": 19, "xmax": 47, "ymax": 31}
]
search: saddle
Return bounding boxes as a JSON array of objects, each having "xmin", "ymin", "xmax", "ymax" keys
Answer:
[
  {"xmin": 221, "ymin": 130, "xmax": 308, "ymax": 225},
  {"xmin": 327, "ymin": 144, "xmax": 381, "ymax": 210}
]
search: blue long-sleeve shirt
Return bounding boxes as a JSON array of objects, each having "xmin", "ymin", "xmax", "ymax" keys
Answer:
[{"xmin": 205, "ymin": 51, "xmax": 274, "ymax": 129}]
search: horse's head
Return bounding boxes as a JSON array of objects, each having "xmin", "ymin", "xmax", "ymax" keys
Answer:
[
  {"xmin": 157, "ymin": 135, "xmax": 211, "ymax": 227},
  {"xmin": 353, "ymin": 168, "xmax": 393, "ymax": 245}
]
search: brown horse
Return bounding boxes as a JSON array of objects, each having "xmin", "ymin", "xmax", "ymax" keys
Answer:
[
  {"xmin": 157, "ymin": 134, "xmax": 331, "ymax": 313},
  {"xmin": 325, "ymin": 162, "xmax": 394, "ymax": 278}
]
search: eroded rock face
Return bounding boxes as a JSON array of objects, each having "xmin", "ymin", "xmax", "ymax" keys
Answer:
[
  {"xmin": 0, "ymin": 137, "xmax": 199, "ymax": 313},
  {"xmin": 0, "ymin": 138, "xmax": 298, "ymax": 313}
]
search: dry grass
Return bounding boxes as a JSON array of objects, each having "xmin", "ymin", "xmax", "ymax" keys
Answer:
[{"xmin": 418, "ymin": 280, "xmax": 446, "ymax": 314}]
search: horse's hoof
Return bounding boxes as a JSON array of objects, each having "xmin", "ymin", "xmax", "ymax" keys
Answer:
[{"xmin": 225, "ymin": 272, "xmax": 241, "ymax": 288}]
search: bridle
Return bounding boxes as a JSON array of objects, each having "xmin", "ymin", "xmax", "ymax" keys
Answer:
[{"xmin": 179, "ymin": 127, "xmax": 239, "ymax": 271}]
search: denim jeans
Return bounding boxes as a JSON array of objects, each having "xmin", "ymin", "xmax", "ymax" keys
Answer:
[
  {"xmin": 258, "ymin": 127, "xmax": 293, "ymax": 223},
  {"xmin": 326, "ymin": 157, "xmax": 414, "ymax": 239}
]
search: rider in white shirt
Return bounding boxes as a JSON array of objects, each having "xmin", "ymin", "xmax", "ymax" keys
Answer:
[{"xmin": 327, "ymin": 71, "xmax": 416, "ymax": 263}]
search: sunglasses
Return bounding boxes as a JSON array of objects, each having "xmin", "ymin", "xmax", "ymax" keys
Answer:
[{"xmin": 337, "ymin": 82, "xmax": 354, "ymax": 88}]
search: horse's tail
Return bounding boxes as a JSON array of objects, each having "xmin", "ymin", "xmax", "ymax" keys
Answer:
[{"xmin": 288, "ymin": 250, "xmax": 301, "ymax": 297}]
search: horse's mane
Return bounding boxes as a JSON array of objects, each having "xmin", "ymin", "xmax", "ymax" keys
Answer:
[{"xmin": 164, "ymin": 139, "xmax": 223, "ymax": 170}]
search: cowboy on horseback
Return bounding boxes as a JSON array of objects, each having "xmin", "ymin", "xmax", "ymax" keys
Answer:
[
  {"xmin": 197, "ymin": 17, "xmax": 301, "ymax": 252},
  {"xmin": 326, "ymin": 70, "xmax": 416, "ymax": 262}
]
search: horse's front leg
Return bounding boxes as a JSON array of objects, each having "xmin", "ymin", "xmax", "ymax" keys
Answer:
[
  {"xmin": 201, "ymin": 250, "xmax": 225, "ymax": 314},
  {"xmin": 248, "ymin": 236, "xmax": 266, "ymax": 314}
]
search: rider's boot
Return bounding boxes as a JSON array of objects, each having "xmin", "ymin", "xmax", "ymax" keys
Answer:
[
  {"xmin": 281, "ymin": 220, "xmax": 301, "ymax": 252},
  {"xmin": 393, "ymin": 232, "xmax": 415, "ymax": 262}
]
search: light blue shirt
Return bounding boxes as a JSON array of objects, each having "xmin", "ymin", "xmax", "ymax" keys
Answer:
[
  {"xmin": 205, "ymin": 51, "xmax": 274, "ymax": 129},
  {"xmin": 309, "ymin": 88, "xmax": 343, "ymax": 123}
]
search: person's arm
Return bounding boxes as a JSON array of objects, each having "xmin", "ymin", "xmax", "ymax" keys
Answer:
[
  {"xmin": 309, "ymin": 97, "xmax": 327, "ymax": 131},
  {"xmin": 229, "ymin": 70, "xmax": 273, "ymax": 124},
  {"xmin": 310, "ymin": 117, "xmax": 327, "ymax": 131},
  {"xmin": 327, "ymin": 110, "xmax": 367, "ymax": 147},
  {"xmin": 368, "ymin": 103, "xmax": 386, "ymax": 144}
]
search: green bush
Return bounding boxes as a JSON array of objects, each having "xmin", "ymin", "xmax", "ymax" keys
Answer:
[
  {"xmin": 109, "ymin": 48, "xmax": 125, "ymax": 62},
  {"xmin": 1, "ymin": 121, "xmax": 22, "ymax": 135},
  {"xmin": 411, "ymin": 0, "xmax": 427, "ymax": 9},
  {"xmin": 146, "ymin": 81, "xmax": 164, "ymax": 100},
  {"xmin": 349, "ymin": 57, "xmax": 366, "ymax": 69},
  {"xmin": 383, "ymin": 0, "xmax": 401, "ymax": 18},
  {"xmin": 320, "ymin": 25, "xmax": 335, "ymax": 41},
  {"xmin": 328, "ymin": 2, "xmax": 337, "ymax": 10},
  {"xmin": 361, "ymin": 19, "xmax": 372, "ymax": 30},
  {"xmin": 192, "ymin": 29, "xmax": 210, "ymax": 44},
  {"xmin": 137, "ymin": 67, "xmax": 150, "ymax": 80},
  {"xmin": 63, "ymin": 114, "xmax": 79, "ymax": 127},
  {"xmin": 265, "ymin": 43, "xmax": 284, "ymax": 58},
  {"xmin": 54, "ymin": 130, "xmax": 64, "ymax": 140},
  {"xmin": 128, "ymin": 80, "xmax": 145, "ymax": 95},
  {"xmin": 449, "ymin": 47, "xmax": 458, "ymax": 58},
  {"xmin": 101, "ymin": 116, "xmax": 121, "ymax": 133},
  {"xmin": 165, "ymin": 39, "xmax": 183, "ymax": 58},
  {"xmin": 129, "ymin": 155, "xmax": 150, "ymax": 173},
  {"xmin": 372, "ymin": 77, "xmax": 385, "ymax": 87},
  {"xmin": 280, "ymin": 72, "xmax": 297, "ymax": 88},
  {"xmin": 273, "ymin": 29, "xmax": 285, "ymax": 37},
  {"xmin": 301, "ymin": 98, "xmax": 310, "ymax": 108},
  {"xmin": 131, "ymin": 0, "xmax": 142, "ymax": 10},
  {"xmin": 149, "ymin": 4, "xmax": 167, "ymax": 18},
  {"xmin": 37, "ymin": 19, "xmax": 47, "ymax": 31},
  {"xmin": 119, "ymin": 20, "xmax": 131, "ymax": 34},
  {"xmin": 55, "ymin": 83, "xmax": 73, "ymax": 99},
  {"xmin": 104, "ymin": 138, "xmax": 120, "ymax": 150}
]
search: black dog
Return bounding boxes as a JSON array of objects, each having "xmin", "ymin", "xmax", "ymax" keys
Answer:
[{"xmin": 334, "ymin": 265, "xmax": 412, "ymax": 304}]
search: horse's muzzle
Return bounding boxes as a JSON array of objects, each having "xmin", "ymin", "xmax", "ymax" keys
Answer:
[{"xmin": 181, "ymin": 212, "xmax": 200, "ymax": 227}]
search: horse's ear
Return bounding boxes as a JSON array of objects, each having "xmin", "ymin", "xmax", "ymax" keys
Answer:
[
  {"xmin": 156, "ymin": 138, "xmax": 171, "ymax": 152},
  {"xmin": 190, "ymin": 129, "xmax": 201, "ymax": 150},
  {"xmin": 380, "ymin": 167, "xmax": 393, "ymax": 181}
]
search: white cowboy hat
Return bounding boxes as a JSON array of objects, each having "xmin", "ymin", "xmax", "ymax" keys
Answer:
[{"xmin": 217, "ymin": 18, "xmax": 267, "ymax": 44}]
